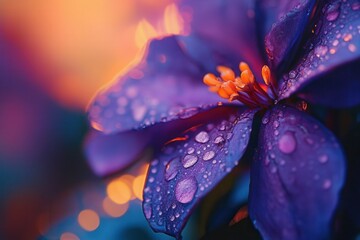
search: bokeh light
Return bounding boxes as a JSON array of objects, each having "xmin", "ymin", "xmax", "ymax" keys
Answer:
[
  {"xmin": 60, "ymin": 232, "xmax": 80, "ymax": 240},
  {"xmin": 77, "ymin": 209, "xmax": 100, "ymax": 231},
  {"xmin": 103, "ymin": 197, "xmax": 129, "ymax": 218},
  {"xmin": 107, "ymin": 178, "xmax": 132, "ymax": 205},
  {"xmin": 0, "ymin": 0, "xmax": 195, "ymax": 239}
]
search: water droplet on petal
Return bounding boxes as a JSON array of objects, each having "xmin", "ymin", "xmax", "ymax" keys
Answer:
[
  {"xmin": 179, "ymin": 107, "xmax": 200, "ymax": 119},
  {"xmin": 203, "ymin": 151, "xmax": 215, "ymax": 161},
  {"xmin": 323, "ymin": 179, "xmax": 332, "ymax": 189},
  {"xmin": 315, "ymin": 45, "xmax": 328, "ymax": 57},
  {"xmin": 318, "ymin": 154, "xmax": 329, "ymax": 163},
  {"xmin": 195, "ymin": 131, "xmax": 210, "ymax": 143},
  {"xmin": 175, "ymin": 178, "xmax": 198, "ymax": 204},
  {"xmin": 214, "ymin": 136, "xmax": 225, "ymax": 144},
  {"xmin": 262, "ymin": 117, "xmax": 269, "ymax": 124},
  {"xmin": 143, "ymin": 203, "xmax": 152, "ymax": 219},
  {"xmin": 305, "ymin": 137, "xmax": 314, "ymax": 145},
  {"xmin": 182, "ymin": 155, "xmax": 198, "ymax": 168},
  {"xmin": 351, "ymin": 2, "xmax": 360, "ymax": 10},
  {"xmin": 278, "ymin": 131, "xmax": 297, "ymax": 154},
  {"xmin": 165, "ymin": 158, "xmax": 181, "ymax": 181},
  {"xmin": 325, "ymin": 2, "xmax": 340, "ymax": 21},
  {"xmin": 187, "ymin": 147, "xmax": 195, "ymax": 154}
]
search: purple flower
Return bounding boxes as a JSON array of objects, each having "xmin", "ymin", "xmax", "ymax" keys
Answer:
[{"xmin": 86, "ymin": 0, "xmax": 360, "ymax": 239}]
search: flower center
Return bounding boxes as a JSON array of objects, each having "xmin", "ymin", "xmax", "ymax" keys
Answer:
[{"xmin": 203, "ymin": 62, "xmax": 278, "ymax": 108}]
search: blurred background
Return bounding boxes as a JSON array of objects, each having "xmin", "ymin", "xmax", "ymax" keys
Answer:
[{"xmin": 0, "ymin": 1, "xmax": 195, "ymax": 239}]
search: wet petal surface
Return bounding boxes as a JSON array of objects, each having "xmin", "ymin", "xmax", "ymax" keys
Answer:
[
  {"xmin": 88, "ymin": 36, "xmax": 222, "ymax": 134},
  {"xmin": 256, "ymin": 0, "xmax": 313, "ymax": 38},
  {"xmin": 279, "ymin": 0, "xmax": 360, "ymax": 107},
  {"xmin": 263, "ymin": 0, "xmax": 316, "ymax": 71},
  {"xmin": 249, "ymin": 105, "xmax": 345, "ymax": 240},
  {"xmin": 142, "ymin": 107, "xmax": 256, "ymax": 238}
]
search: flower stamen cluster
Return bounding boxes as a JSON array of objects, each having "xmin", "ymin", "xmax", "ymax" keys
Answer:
[{"xmin": 203, "ymin": 62, "xmax": 278, "ymax": 108}]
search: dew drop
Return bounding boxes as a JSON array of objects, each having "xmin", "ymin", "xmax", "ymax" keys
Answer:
[
  {"xmin": 318, "ymin": 154, "xmax": 329, "ymax": 163},
  {"xmin": 143, "ymin": 203, "xmax": 152, "ymax": 219},
  {"xmin": 165, "ymin": 158, "xmax": 180, "ymax": 181},
  {"xmin": 175, "ymin": 178, "xmax": 198, "ymax": 204},
  {"xmin": 278, "ymin": 131, "xmax": 297, "ymax": 154},
  {"xmin": 325, "ymin": 2, "xmax": 340, "ymax": 21},
  {"xmin": 187, "ymin": 147, "xmax": 195, "ymax": 154},
  {"xmin": 132, "ymin": 105, "xmax": 147, "ymax": 122},
  {"xmin": 226, "ymin": 133, "xmax": 233, "ymax": 140},
  {"xmin": 351, "ymin": 2, "xmax": 360, "ymax": 10},
  {"xmin": 323, "ymin": 179, "xmax": 332, "ymax": 189},
  {"xmin": 203, "ymin": 151, "xmax": 215, "ymax": 161},
  {"xmin": 214, "ymin": 136, "xmax": 225, "ymax": 144},
  {"xmin": 315, "ymin": 45, "xmax": 329, "ymax": 57},
  {"xmin": 305, "ymin": 137, "xmax": 314, "ymax": 145},
  {"xmin": 262, "ymin": 117, "xmax": 269, "ymax": 124},
  {"xmin": 195, "ymin": 131, "xmax": 210, "ymax": 143},
  {"xmin": 179, "ymin": 107, "xmax": 200, "ymax": 119},
  {"xmin": 182, "ymin": 155, "xmax": 198, "ymax": 168}
]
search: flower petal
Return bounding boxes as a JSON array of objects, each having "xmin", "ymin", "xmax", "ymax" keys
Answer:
[
  {"xmin": 179, "ymin": 0, "xmax": 264, "ymax": 75},
  {"xmin": 249, "ymin": 105, "xmax": 345, "ymax": 240},
  {"xmin": 88, "ymin": 36, "xmax": 222, "ymax": 134},
  {"xmin": 261, "ymin": 0, "xmax": 317, "ymax": 71},
  {"xmin": 279, "ymin": 0, "xmax": 360, "ymax": 107},
  {"xmin": 142, "ymin": 107, "xmax": 256, "ymax": 238},
  {"xmin": 84, "ymin": 129, "xmax": 152, "ymax": 176}
]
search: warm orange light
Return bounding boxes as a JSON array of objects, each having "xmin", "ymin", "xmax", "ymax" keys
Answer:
[
  {"xmin": 164, "ymin": 4, "xmax": 184, "ymax": 35},
  {"xmin": 60, "ymin": 232, "xmax": 80, "ymax": 240},
  {"xmin": 133, "ymin": 174, "xmax": 147, "ymax": 200},
  {"xmin": 140, "ymin": 163, "xmax": 150, "ymax": 175},
  {"xmin": 135, "ymin": 3, "xmax": 186, "ymax": 49},
  {"xmin": 107, "ymin": 179, "xmax": 132, "ymax": 204},
  {"xmin": 77, "ymin": 209, "xmax": 100, "ymax": 231},
  {"xmin": 135, "ymin": 19, "xmax": 158, "ymax": 49},
  {"xmin": 102, "ymin": 197, "xmax": 129, "ymax": 218},
  {"xmin": 119, "ymin": 174, "xmax": 136, "ymax": 200}
]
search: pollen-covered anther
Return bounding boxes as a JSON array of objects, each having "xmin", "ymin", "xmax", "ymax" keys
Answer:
[{"xmin": 203, "ymin": 62, "xmax": 278, "ymax": 108}]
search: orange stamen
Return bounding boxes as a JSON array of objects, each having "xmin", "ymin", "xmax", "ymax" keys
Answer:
[
  {"xmin": 240, "ymin": 70, "xmax": 254, "ymax": 84},
  {"xmin": 261, "ymin": 65, "xmax": 271, "ymax": 85},
  {"xmin": 217, "ymin": 66, "xmax": 235, "ymax": 81},
  {"xmin": 203, "ymin": 73, "xmax": 220, "ymax": 86},
  {"xmin": 203, "ymin": 61, "xmax": 277, "ymax": 108},
  {"xmin": 239, "ymin": 62, "xmax": 251, "ymax": 72}
]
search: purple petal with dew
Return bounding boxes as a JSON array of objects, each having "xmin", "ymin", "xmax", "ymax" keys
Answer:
[
  {"xmin": 279, "ymin": 0, "xmax": 360, "ymax": 107},
  {"xmin": 142, "ymin": 107, "xmax": 256, "ymax": 238},
  {"xmin": 249, "ymin": 104, "xmax": 345, "ymax": 240},
  {"xmin": 263, "ymin": 0, "xmax": 317, "ymax": 72},
  {"xmin": 297, "ymin": 59, "xmax": 360, "ymax": 107},
  {"xmin": 84, "ymin": 129, "xmax": 152, "ymax": 176},
  {"xmin": 179, "ymin": 0, "xmax": 264, "ymax": 76},
  {"xmin": 85, "ymin": 105, "xmax": 248, "ymax": 177},
  {"xmin": 88, "ymin": 36, "xmax": 223, "ymax": 134},
  {"xmin": 256, "ymin": 0, "xmax": 315, "ymax": 40}
]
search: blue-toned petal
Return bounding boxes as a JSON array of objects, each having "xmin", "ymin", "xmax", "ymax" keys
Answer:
[
  {"xmin": 279, "ymin": 0, "xmax": 360, "ymax": 107},
  {"xmin": 256, "ymin": 0, "xmax": 313, "ymax": 39},
  {"xmin": 249, "ymin": 105, "xmax": 345, "ymax": 240},
  {"xmin": 84, "ymin": 129, "xmax": 152, "ymax": 176},
  {"xmin": 142, "ymin": 107, "xmax": 256, "ymax": 238},
  {"xmin": 88, "ymin": 36, "xmax": 223, "ymax": 134},
  {"xmin": 261, "ymin": 0, "xmax": 316, "ymax": 71},
  {"xmin": 297, "ymin": 60, "xmax": 360, "ymax": 107},
  {"xmin": 179, "ymin": 0, "xmax": 264, "ymax": 75}
]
